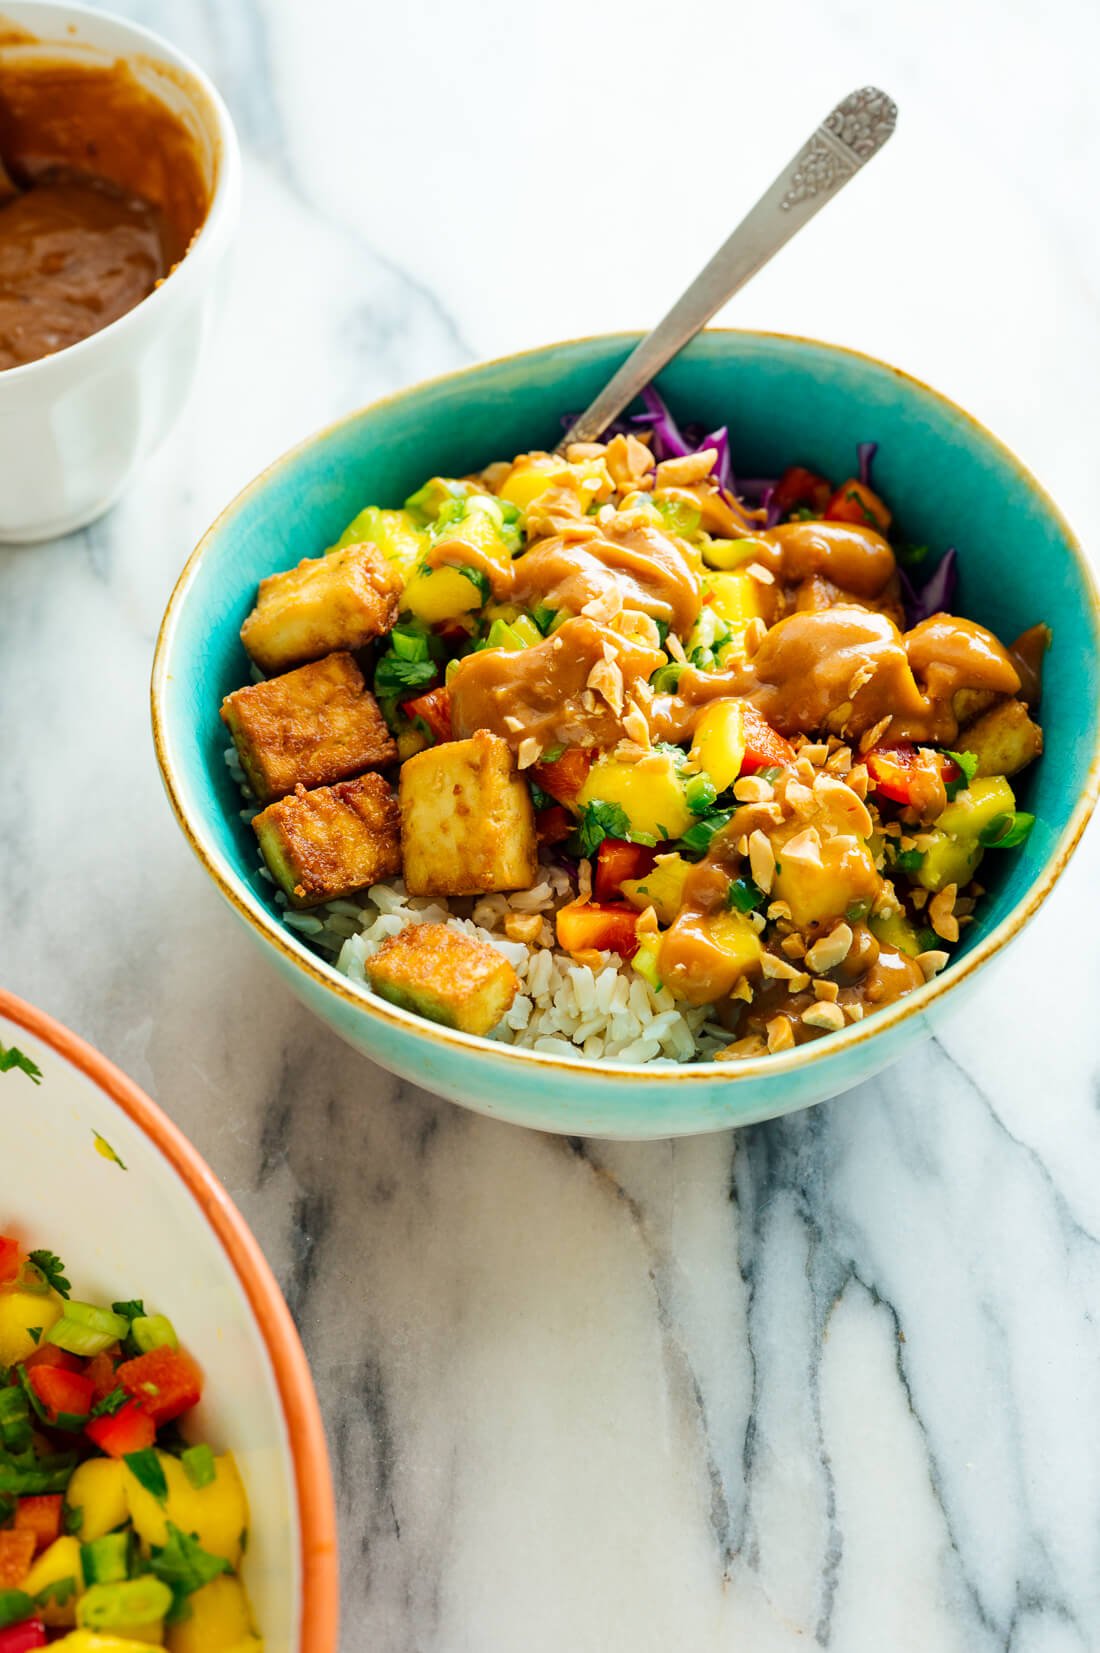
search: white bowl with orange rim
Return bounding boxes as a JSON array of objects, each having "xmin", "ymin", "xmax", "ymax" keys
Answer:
[
  {"xmin": 0, "ymin": 2, "xmax": 240, "ymax": 542},
  {"xmin": 0, "ymin": 987, "xmax": 340, "ymax": 1651}
]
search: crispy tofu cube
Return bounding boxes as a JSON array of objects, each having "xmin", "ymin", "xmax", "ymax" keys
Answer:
[
  {"xmin": 399, "ymin": 730, "xmax": 537, "ymax": 896},
  {"xmin": 240, "ymin": 542, "xmax": 401, "ymax": 673},
  {"xmin": 963, "ymin": 697, "xmax": 1044, "ymax": 778},
  {"xmin": 366, "ymin": 923, "xmax": 519, "ymax": 1035},
  {"xmin": 221, "ymin": 651, "xmax": 396, "ymax": 803},
  {"xmin": 253, "ymin": 773, "xmax": 400, "ymax": 908}
]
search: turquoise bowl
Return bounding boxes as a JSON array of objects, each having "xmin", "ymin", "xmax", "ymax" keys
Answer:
[{"xmin": 152, "ymin": 331, "xmax": 1100, "ymax": 1138}]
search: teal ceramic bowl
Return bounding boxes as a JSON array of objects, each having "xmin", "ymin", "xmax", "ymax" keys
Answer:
[{"xmin": 152, "ymin": 331, "xmax": 1100, "ymax": 1138}]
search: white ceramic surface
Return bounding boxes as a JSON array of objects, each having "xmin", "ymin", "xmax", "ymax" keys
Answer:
[
  {"xmin": 0, "ymin": 2, "xmax": 240, "ymax": 543},
  {"xmin": 5, "ymin": 0, "xmax": 1100, "ymax": 1648},
  {"xmin": 1, "ymin": 1003, "xmax": 300, "ymax": 1650}
]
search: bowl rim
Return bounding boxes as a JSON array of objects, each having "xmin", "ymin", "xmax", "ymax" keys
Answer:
[
  {"xmin": 0, "ymin": 986, "xmax": 340, "ymax": 1652},
  {"xmin": 151, "ymin": 327, "xmax": 1100, "ymax": 1089},
  {"xmin": 0, "ymin": 0, "xmax": 241, "ymax": 395}
]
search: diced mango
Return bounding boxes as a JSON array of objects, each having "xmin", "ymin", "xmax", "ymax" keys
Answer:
[
  {"xmin": 0, "ymin": 1284, "xmax": 63, "ymax": 1365},
  {"xmin": 66, "ymin": 1459, "xmax": 128, "ymax": 1544},
  {"xmin": 916, "ymin": 832, "xmax": 982, "ymax": 894},
  {"xmin": 402, "ymin": 564, "xmax": 484, "ymax": 623},
  {"xmin": 621, "ymin": 853, "xmax": 692, "ymax": 926},
  {"xmin": 498, "ymin": 455, "xmax": 610, "ymax": 512},
  {"xmin": 772, "ymin": 833, "xmax": 880, "ymax": 930},
  {"xmin": 705, "ymin": 567, "xmax": 768, "ymax": 625},
  {"xmin": 659, "ymin": 908, "xmax": 763, "ymax": 1005},
  {"xmin": 25, "ymin": 1535, "xmax": 83, "ymax": 1626},
  {"xmin": 689, "ymin": 700, "xmax": 746, "ymax": 792},
  {"xmin": 165, "ymin": 1576, "xmax": 258, "ymax": 1653},
  {"xmin": 123, "ymin": 1453, "xmax": 248, "ymax": 1568},
  {"xmin": 47, "ymin": 1636, "xmax": 161, "ymax": 1652},
  {"xmin": 578, "ymin": 752, "xmax": 693, "ymax": 844},
  {"xmin": 327, "ymin": 506, "xmax": 427, "ymax": 580}
]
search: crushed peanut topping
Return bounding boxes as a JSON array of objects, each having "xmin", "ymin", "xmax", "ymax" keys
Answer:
[
  {"xmin": 928, "ymin": 884, "xmax": 960, "ymax": 943},
  {"xmin": 802, "ymin": 1002, "xmax": 845, "ymax": 1032},
  {"xmin": 748, "ymin": 829, "xmax": 776, "ymax": 893},
  {"xmin": 805, "ymin": 922, "xmax": 854, "ymax": 975},
  {"xmin": 766, "ymin": 1015, "xmax": 796, "ymax": 1054}
]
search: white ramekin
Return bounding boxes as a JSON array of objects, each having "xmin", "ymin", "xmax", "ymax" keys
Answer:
[{"xmin": 0, "ymin": 2, "xmax": 241, "ymax": 543}]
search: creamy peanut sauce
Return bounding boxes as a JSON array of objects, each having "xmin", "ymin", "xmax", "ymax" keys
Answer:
[
  {"xmin": 512, "ymin": 522, "xmax": 702, "ymax": 635},
  {"xmin": 449, "ymin": 617, "xmax": 664, "ymax": 750}
]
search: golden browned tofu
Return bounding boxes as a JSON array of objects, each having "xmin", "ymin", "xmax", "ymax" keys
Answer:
[
  {"xmin": 221, "ymin": 652, "xmax": 396, "ymax": 803},
  {"xmin": 399, "ymin": 730, "xmax": 538, "ymax": 897},
  {"xmin": 253, "ymin": 773, "xmax": 401, "ymax": 908},
  {"xmin": 240, "ymin": 543, "xmax": 401, "ymax": 673},
  {"xmin": 965, "ymin": 697, "xmax": 1044, "ymax": 778},
  {"xmin": 365, "ymin": 923, "xmax": 519, "ymax": 1035}
]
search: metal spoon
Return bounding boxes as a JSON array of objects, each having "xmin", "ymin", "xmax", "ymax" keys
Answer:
[{"xmin": 560, "ymin": 86, "xmax": 897, "ymax": 449}]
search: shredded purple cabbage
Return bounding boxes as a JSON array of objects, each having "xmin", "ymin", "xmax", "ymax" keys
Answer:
[
  {"xmin": 857, "ymin": 441, "xmax": 878, "ymax": 489},
  {"xmin": 900, "ymin": 546, "xmax": 958, "ymax": 625},
  {"xmin": 699, "ymin": 426, "xmax": 732, "ymax": 492},
  {"xmin": 639, "ymin": 386, "xmax": 692, "ymax": 460}
]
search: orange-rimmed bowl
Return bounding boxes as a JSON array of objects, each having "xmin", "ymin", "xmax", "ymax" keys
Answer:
[
  {"xmin": 151, "ymin": 330, "xmax": 1100, "ymax": 1138},
  {"xmin": 0, "ymin": 988, "xmax": 339, "ymax": 1652}
]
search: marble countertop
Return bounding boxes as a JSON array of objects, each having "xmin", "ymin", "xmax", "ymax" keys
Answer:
[{"xmin": 5, "ymin": 1, "xmax": 1100, "ymax": 1647}]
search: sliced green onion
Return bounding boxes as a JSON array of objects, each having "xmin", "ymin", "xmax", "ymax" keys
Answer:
[
  {"xmin": 181, "ymin": 1443, "xmax": 216, "ymax": 1491},
  {"xmin": 81, "ymin": 1531, "xmax": 134, "ymax": 1586},
  {"xmin": 131, "ymin": 1315, "xmax": 178, "ymax": 1354},
  {"xmin": 679, "ymin": 811, "xmax": 732, "ymax": 857},
  {"xmin": 894, "ymin": 847, "xmax": 924, "ymax": 873},
  {"xmin": 532, "ymin": 604, "xmax": 558, "ymax": 636},
  {"xmin": 0, "ymin": 1450, "xmax": 77, "ymax": 1495},
  {"xmin": 0, "ymin": 1387, "xmax": 32, "ymax": 1453},
  {"xmin": 47, "ymin": 1301, "xmax": 128, "ymax": 1357},
  {"xmin": 978, "ymin": 810, "xmax": 1035, "ymax": 849},
  {"xmin": 727, "ymin": 877, "xmax": 764, "ymax": 913},
  {"xmin": 390, "ymin": 626, "xmax": 431, "ymax": 662},
  {"xmin": 78, "ymin": 1576, "xmax": 173, "ymax": 1632},
  {"xmin": 684, "ymin": 772, "xmax": 717, "ymax": 816},
  {"xmin": 485, "ymin": 617, "xmax": 526, "ymax": 651},
  {"xmin": 650, "ymin": 664, "xmax": 684, "ymax": 694}
]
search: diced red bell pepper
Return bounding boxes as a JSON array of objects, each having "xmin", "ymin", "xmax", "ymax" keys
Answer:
[
  {"xmin": 0, "ymin": 1235, "xmax": 21, "ymax": 1285},
  {"xmin": 116, "ymin": 1347, "xmax": 203, "ymax": 1428},
  {"xmin": 22, "ymin": 1344, "xmax": 81, "ymax": 1374},
  {"xmin": 824, "ymin": 478, "xmax": 892, "ymax": 533},
  {"xmin": 739, "ymin": 704, "xmax": 795, "ymax": 774},
  {"xmin": 14, "ymin": 1495, "xmax": 62, "ymax": 1554},
  {"xmin": 866, "ymin": 743, "xmax": 957, "ymax": 806},
  {"xmin": 0, "ymin": 1528, "xmax": 36, "ymax": 1588},
  {"xmin": 84, "ymin": 1351, "xmax": 121, "ymax": 1404},
  {"xmin": 26, "ymin": 1364, "xmax": 93, "ymax": 1425},
  {"xmin": 594, "ymin": 838, "xmax": 657, "ymax": 903},
  {"xmin": 556, "ymin": 899, "xmax": 640, "ymax": 960},
  {"xmin": 532, "ymin": 747, "xmax": 592, "ymax": 805},
  {"xmin": 0, "ymin": 1619, "xmax": 47, "ymax": 1652},
  {"xmin": 772, "ymin": 465, "xmax": 832, "ymax": 516},
  {"xmin": 84, "ymin": 1398, "xmax": 155, "ymax": 1459},
  {"xmin": 535, "ymin": 804, "xmax": 574, "ymax": 846},
  {"xmin": 404, "ymin": 685, "xmax": 452, "ymax": 744}
]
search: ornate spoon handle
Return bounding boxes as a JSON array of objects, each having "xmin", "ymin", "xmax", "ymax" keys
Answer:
[{"xmin": 560, "ymin": 87, "xmax": 897, "ymax": 449}]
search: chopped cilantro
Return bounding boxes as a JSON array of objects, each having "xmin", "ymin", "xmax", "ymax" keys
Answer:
[
  {"xmin": 26, "ymin": 1328, "xmax": 41, "ymax": 1345},
  {"xmin": 451, "ymin": 564, "xmax": 490, "ymax": 605},
  {"xmin": 28, "ymin": 1250, "xmax": 70, "ymax": 1299},
  {"xmin": 90, "ymin": 1386, "xmax": 128, "ymax": 1420},
  {"xmin": 942, "ymin": 750, "xmax": 978, "ymax": 800},
  {"xmin": 529, "ymin": 781, "xmax": 553, "ymax": 812},
  {"xmin": 92, "ymin": 1132, "xmax": 127, "ymax": 1171},
  {"xmin": 150, "ymin": 1522, "xmax": 231, "ymax": 1621},
  {"xmin": 0, "ymin": 1590, "xmax": 35, "ymax": 1629},
  {"xmin": 578, "ymin": 800, "xmax": 632, "ymax": 858},
  {"xmin": 0, "ymin": 1043, "xmax": 42, "ymax": 1084},
  {"xmin": 894, "ymin": 847, "xmax": 924, "ymax": 874},
  {"xmin": 35, "ymin": 1576, "xmax": 76, "ymax": 1610},
  {"xmin": 979, "ymin": 810, "xmax": 1035, "ymax": 849},
  {"xmin": 124, "ymin": 1449, "xmax": 168, "ymax": 1504},
  {"xmin": 727, "ymin": 877, "xmax": 764, "ymax": 913},
  {"xmin": 541, "ymin": 744, "xmax": 565, "ymax": 764},
  {"xmin": 64, "ymin": 1504, "xmax": 84, "ymax": 1535},
  {"xmin": 374, "ymin": 655, "xmax": 437, "ymax": 697}
]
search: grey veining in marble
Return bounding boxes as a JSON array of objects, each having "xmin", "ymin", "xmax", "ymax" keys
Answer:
[{"xmin": 4, "ymin": 0, "xmax": 1100, "ymax": 1648}]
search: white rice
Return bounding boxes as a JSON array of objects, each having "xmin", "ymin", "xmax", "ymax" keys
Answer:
[{"xmin": 228, "ymin": 747, "xmax": 724, "ymax": 1064}]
